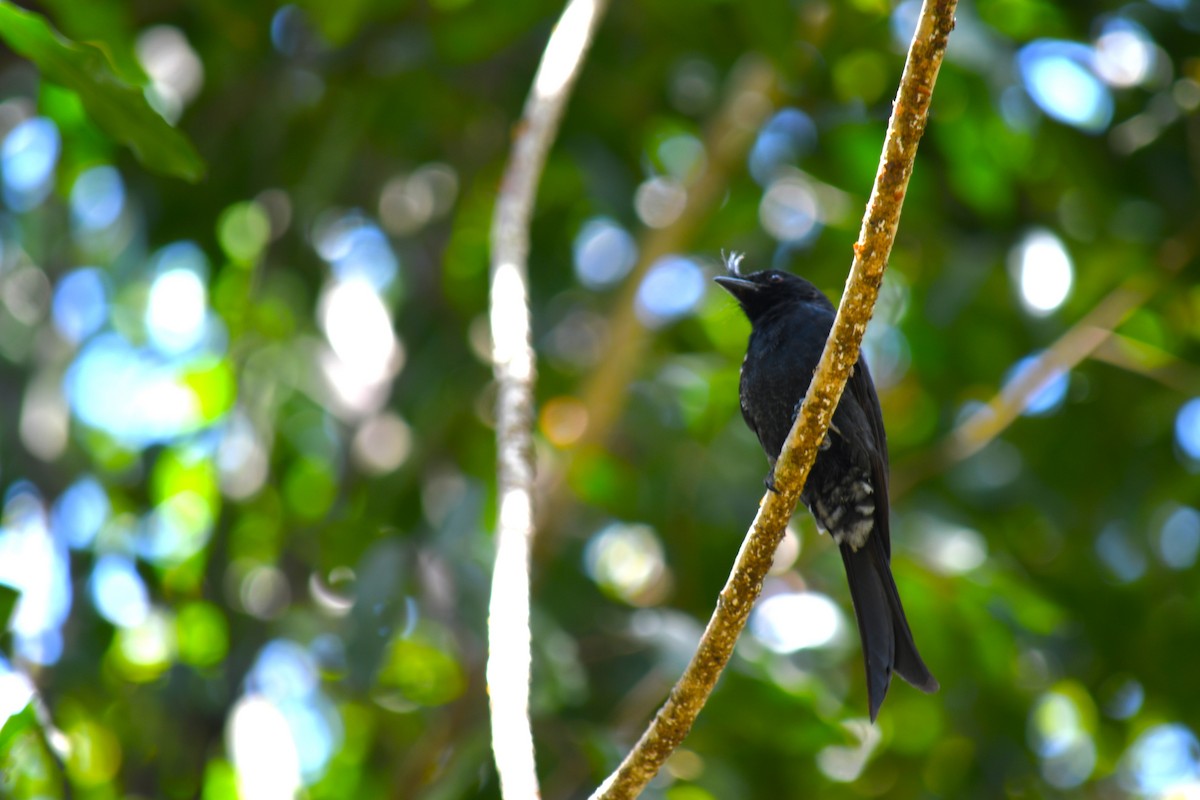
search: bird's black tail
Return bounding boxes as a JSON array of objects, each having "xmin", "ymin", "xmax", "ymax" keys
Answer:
[{"xmin": 840, "ymin": 534, "xmax": 938, "ymax": 721}]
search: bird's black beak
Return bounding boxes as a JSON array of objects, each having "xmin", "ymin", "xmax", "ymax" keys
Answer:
[{"xmin": 714, "ymin": 274, "xmax": 760, "ymax": 302}]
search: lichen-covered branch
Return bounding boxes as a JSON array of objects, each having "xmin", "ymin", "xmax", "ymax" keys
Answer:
[
  {"xmin": 486, "ymin": 0, "xmax": 609, "ymax": 797},
  {"xmin": 589, "ymin": 2, "xmax": 957, "ymax": 798}
]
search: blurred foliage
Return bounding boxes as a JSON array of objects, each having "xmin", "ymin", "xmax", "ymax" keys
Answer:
[
  {"xmin": 0, "ymin": 1, "xmax": 204, "ymax": 180},
  {"xmin": 0, "ymin": 0, "xmax": 1197, "ymax": 799}
]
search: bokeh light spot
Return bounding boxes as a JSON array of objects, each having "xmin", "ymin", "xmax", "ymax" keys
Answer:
[
  {"xmin": 217, "ymin": 411, "xmax": 269, "ymax": 500},
  {"xmin": 656, "ymin": 133, "xmax": 706, "ymax": 183},
  {"xmin": 634, "ymin": 256, "xmax": 704, "ymax": 327},
  {"xmin": 378, "ymin": 163, "xmax": 458, "ymax": 235},
  {"xmin": 540, "ymin": 396, "xmax": 589, "ymax": 447},
  {"xmin": 1010, "ymin": 229, "xmax": 1073, "ymax": 316},
  {"xmin": 240, "ymin": 565, "xmax": 292, "ymax": 620},
  {"xmin": 1018, "ymin": 41, "xmax": 1113, "ymax": 133},
  {"xmin": 377, "ymin": 637, "xmax": 466, "ymax": 706},
  {"xmin": 1095, "ymin": 524, "xmax": 1146, "ymax": 583},
  {"xmin": 1093, "ymin": 20, "xmax": 1156, "ymax": 88},
  {"xmin": 1004, "ymin": 354, "xmax": 1069, "ymax": 416},
  {"xmin": 283, "ymin": 458, "xmax": 337, "ymax": 521},
  {"xmin": 759, "ymin": 175, "xmax": 821, "ymax": 244},
  {"xmin": 0, "ymin": 487, "xmax": 72, "ymax": 665},
  {"xmin": 585, "ymin": 522, "xmax": 668, "ymax": 606},
  {"xmin": 65, "ymin": 718, "xmax": 122, "ymax": 787},
  {"xmin": 573, "ymin": 217, "xmax": 637, "ymax": 290},
  {"xmin": 314, "ymin": 214, "xmax": 398, "ymax": 290},
  {"xmin": 67, "ymin": 334, "xmax": 205, "ymax": 446},
  {"xmin": 136, "ymin": 26, "xmax": 205, "ymax": 122},
  {"xmin": 1175, "ymin": 398, "xmax": 1200, "ymax": 462},
  {"xmin": 90, "ymin": 554, "xmax": 150, "ymax": 629},
  {"xmin": 1028, "ymin": 688, "xmax": 1097, "ymax": 789},
  {"xmin": 750, "ymin": 589, "xmax": 843, "ymax": 653},
  {"xmin": 749, "ymin": 108, "xmax": 817, "ymax": 185},
  {"xmin": 915, "ymin": 517, "xmax": 988, "ymax": 575},
  {"xmin": 319, "ymin": 278, "xmax": 401, "ymax": 384},
  {"xmin": 1103, "ymin": 677, "xmax": 1144, "ymax": 720},
  {"xmin": 1120, "ymin": 724, "xmax": 1200, "ymax": 796},
  {"xmin": 229, "ymin": 695, "xmax": 302, "ymax": 800},
  {"xmin": 1157, "ymin": 505, "xmax": 1200, "ymax": 570},
  {"xmin": 218, "ymin": 201, "xmax": 272, "ymax": 265},
  {"xmin": 51, "ymin": 477, "xmax": 110, "ymax": 550},
  {"xmin": 351, "ymin": 413, "xmax": 413, "ymax": 475},
  {"xmin": 139, "ymin": 491, "xmax": 215, "ymax": 566},
  {"xmin": 147, "ymin": 268, "xmax": 208, "ymax": 355},
  {"xmin": 52, "ymin": 268, "xmax": 108, "ymax": 344},
  {"xmin": 817, "ymin": 720, "xmax": 880, "ymax": 783},
  {"xmin": 1, "ymin": 117, "xmax": 60, "ymax": 210},
  {"xmin": 176, "ymin": 601, "xmax": 230, "ymax": 668},
  {"xmin": 112, "ymin": 608, "xmax": 176, "ymax": 681},
  {"xmin": 70, "ymin": 166, "xmax": 125, "ymax": 232},
  {"xmin": 634, "ymin": 177, "xmax": 687, "ymax": 229}
]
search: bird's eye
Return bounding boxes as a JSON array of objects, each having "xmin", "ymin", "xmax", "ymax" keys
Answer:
[{"xmin": 768, "ymin": 273, "xmax": 784, "ymax": 283}]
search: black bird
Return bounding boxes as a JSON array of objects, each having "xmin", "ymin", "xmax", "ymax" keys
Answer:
[{"xmin": 715, "ymin": 258, "xmax": 938, "ymax": 721}]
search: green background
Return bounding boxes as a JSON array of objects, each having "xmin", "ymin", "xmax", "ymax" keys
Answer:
[{"xmin": 0, "ymin": 0, "xmax": 1198, "ymax": 797}]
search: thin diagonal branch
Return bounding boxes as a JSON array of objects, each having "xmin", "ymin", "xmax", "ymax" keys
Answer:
[
  {"xmin": 1092, "ymin": 331, "xmax": 1200, "ymax": 394},
  {"xmin": 486, "ymin": 0, "xmax": 609, "ymax": 797},
  {"xmin": 589, "ymin": 2, "xmax": 957, "ymax": 798},
  {"xmin": 889, "ymin": 206, "xmax": 1200, "ymax": 497},
  {"xmin": 891, "ymin": 278, "xmax": 1150, "ymax": 498}
]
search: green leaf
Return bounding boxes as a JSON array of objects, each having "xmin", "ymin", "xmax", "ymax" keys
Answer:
[
  {"xmin": 0, "ymin": 585, "xmax": 18, "ymax": 631},
  {"xmin": 0, "ymin": 1, "xmax": 204, "ymax": 181},
  {"xmin": 0, "ymin": 703, "xmax": 36, "ymax": 755}
]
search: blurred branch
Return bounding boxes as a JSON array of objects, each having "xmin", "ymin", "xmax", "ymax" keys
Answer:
[
  {"xmin": 572, "ymin": 57, "xmax": 778, "ymax": 446},
  {"xmin": 487, "ymin": 0, "xmax": 609, "ymax": 797},
  {"xmin": 891, "ymin": 209, "xmax": 1200, "ymax": 497},
  {"xmin": 537, "ymin": 57, "xmax": 779, "ymax": 534},
  {"xmin": 1092, "ymin": 332, "xmax": 1200, "ymax": 394},
  {"xmin": 943, "ymin": 283, "xmax": 1148, "ymax": 463},
  {"xmin": 589, "ymin": 2, "xmax": 958, "ymax": 798},
  {"xmin": 892, "ymin": 279, "xmax": 1149, "ymax": 497}
]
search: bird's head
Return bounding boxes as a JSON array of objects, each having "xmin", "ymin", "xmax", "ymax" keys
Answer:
[{"xmin": 714, "ymin": 257, "xmax": 831, "ymax": 322}]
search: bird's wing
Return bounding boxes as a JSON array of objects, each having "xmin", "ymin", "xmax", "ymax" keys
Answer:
[
  {"xmin": 739, "ymin": 390, "xmax": 773, "ymax": 468},
  {"xmin": 847, "ymin": 358, "xmax": 891, "ymax": 559}
]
